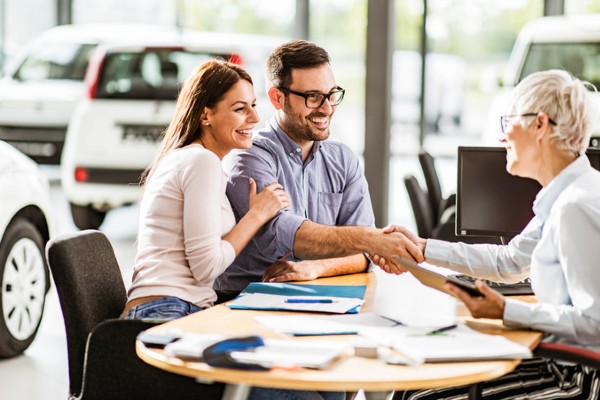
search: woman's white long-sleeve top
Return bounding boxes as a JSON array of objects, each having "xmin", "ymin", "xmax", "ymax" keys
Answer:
[
  {"xmin": 426, "ymin": 155, "xmax": 600, "ymax": 351},
  {"xmin": 128, "ymin": 144, "xmax": 236, "ymax": 308}
]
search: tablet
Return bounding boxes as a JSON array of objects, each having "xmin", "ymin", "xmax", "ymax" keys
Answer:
[{"xmin": 392, "ymin": 256, "xmax": 482, "ymax": 297}]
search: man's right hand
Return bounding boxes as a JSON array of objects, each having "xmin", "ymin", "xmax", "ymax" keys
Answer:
[
  {"xmin": 369, "ymin": 225, "xmax": 427, "ymax": 274},
  {"xmin": 292, "ymin": 221, "xmax": 424, "ymax": 270},
  {"xmin": 382, "ymin": 224, "xmax": 427, "ymax": 253}
]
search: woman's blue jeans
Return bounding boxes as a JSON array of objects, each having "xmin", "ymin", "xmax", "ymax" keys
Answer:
[{"xmin": 125, "ymin": 296, "xmax": 202, "ymax": 320}]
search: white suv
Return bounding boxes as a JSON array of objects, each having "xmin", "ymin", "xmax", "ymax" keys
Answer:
[
  {"xmin": 483, "ymin": 14, "xmax": 600, "ymax": 145},
  {"xmin": 61, "ymin": 32, "xmax": 282, "ymax": 230},
  {"xmin": 0, "ymin": 24, "xmax": 180, "ymax": 164}
]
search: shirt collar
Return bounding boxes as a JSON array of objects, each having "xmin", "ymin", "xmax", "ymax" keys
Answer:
[
  {"xmin": 533, "ymin": 155, "xmax": 590, "ymax": 221},
  {"xmin": 268, "ymin": 117, "xmax": 321, "ymax": 161}
]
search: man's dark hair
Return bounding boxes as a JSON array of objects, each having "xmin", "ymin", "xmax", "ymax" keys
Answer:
[{"xmin": 266, "ymin": 40, "xmax": 330, "ymax": 88}]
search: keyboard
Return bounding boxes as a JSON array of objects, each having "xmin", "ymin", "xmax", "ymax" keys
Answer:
[{"xmin": 452, "ymin": 274, "xmax": 533, "ymax": 296}]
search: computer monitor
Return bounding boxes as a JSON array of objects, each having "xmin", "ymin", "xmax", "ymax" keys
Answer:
[{"xmin": 456, "ymin": 146, "xmax": 600, "ymax": 240}]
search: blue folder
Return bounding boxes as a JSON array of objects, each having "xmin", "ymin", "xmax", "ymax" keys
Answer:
[{"xmin": 228, "ymin": 282, "xmax": 367, "ymax": 314}]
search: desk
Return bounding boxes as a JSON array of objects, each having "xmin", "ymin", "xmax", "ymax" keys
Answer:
[{"xmin": 136, "ymin": 270, "xmax": 542, "ymax": 400}]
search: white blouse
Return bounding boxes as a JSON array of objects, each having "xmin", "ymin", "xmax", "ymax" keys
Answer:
[
  {"xmin": 426, "ymin": 155, "xmax": 600, "ymax": 351},
  {"xmin": 128, "ymin": 144, "xmax": 236, "ymax": 308}
]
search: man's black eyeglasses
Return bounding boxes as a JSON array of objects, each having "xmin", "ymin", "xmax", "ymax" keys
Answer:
[
  {"xmin": 500, "ymin": 112, "xmax": 557, "ymax": 134},
  {"xmin": 278, "ymin": 86, "xmax": 345, "ymax": 109}
]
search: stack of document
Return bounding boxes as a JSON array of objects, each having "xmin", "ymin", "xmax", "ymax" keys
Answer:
[
  {"xmin": 229, "ymin": 339, "xmax": 349, "ymax": 369},
  {"xmin": 164, "ymin": 333, "xmax": 226, "ymax": 360},
  {"xmin": 163, "ymin": 333, "xmax": 348, "ymax": 369},
  {"xmin": 227, "ymin": 282, "xmax": 367, "ymax": 314},
  {"xmin": 359, "ymin": 323, "xmax": 532, "ymax": 364}
]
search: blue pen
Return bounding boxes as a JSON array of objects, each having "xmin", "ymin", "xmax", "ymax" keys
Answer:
[{"xmin": 285, "ymin": 298, "xmax": 333, "ymax": 304}]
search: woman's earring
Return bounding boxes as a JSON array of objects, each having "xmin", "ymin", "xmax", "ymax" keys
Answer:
[{"xmin": 204, "ymin": 121, "xmax": 210, "ymax": 126}]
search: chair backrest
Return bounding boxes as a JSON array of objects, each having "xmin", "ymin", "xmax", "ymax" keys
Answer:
[
  {"xmin": 46, "ymin": 230, "xmax": 127, "ymax": 397},
  {"xmin": 404, "ymin": 175, "xmax": 435, "ymax": 238},
  {"xmin": 534, "ymin": 342, "xmax": 600, "ymax": 370},
  {"xmin": 418, "ymin": 150, "xmax": 444, "ymax": 222},
  {"xmin": 79, "ymin": 319, "xmax": 225, "ymax": 400}
]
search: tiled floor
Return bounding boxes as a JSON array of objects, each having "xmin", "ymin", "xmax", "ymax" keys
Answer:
[{"xmin": 2, "ymin": 287, "xmax": 69, "ymax": 400}]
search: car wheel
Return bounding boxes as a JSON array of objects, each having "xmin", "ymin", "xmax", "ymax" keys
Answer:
[
  {"xmin": 70, "ymin": 203, "xmax": 107, "ymax": 230},
  {"xmin": 0, "ymin": 218, "xmax": 47, "ymax": 358}
]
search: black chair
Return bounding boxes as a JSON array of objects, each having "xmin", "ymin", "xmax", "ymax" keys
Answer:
[
  {"xmin": 404, "ymin": 175, "xmax": 501, "ymax": 244},
  {"xmin": 46, "ymin": 229, "xmax": 224, "ymax": 400},
  {"xmin": 404, "ymin": 175, "xmax": 436, "ymax": 238},
  {"xmin": 404, "ymin": 174, "xmax": 460, "ymax": 241},
  {"xmin": 418, "ymin": 150, "xmax": 456, "ymax": 224}
]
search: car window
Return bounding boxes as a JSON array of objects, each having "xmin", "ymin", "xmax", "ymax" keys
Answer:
[
  {"xmin": 519, "ymin": 42, "xmax": 600, "ymax": 90},
  {"xmin": 95, "ymin": 49, "xmax": 230, "ymax": 100},
  {"xmin": 15, "ymin": 43, "xmax": 97, "ymax": 81}
]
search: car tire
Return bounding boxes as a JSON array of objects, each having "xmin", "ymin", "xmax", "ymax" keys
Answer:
[
  {"xmin": 70, "ymin": 203, "xmax": 107, "ymax": 230},
  {"xmin": 0, "ymin": 218, "xmax": 47, "ymax": 358}
]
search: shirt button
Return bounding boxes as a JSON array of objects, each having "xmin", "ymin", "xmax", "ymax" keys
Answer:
[
  {"xmin": 296, "ymin": 147, "xmax": 301, "ymax": 153},
  {"xmin": 289, "ymin": 151, "xmax": 294, "ymax": 156}
]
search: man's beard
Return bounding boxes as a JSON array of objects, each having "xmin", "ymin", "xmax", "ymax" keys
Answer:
[{"xmin": 281, "ymin": 103, "xmax": 331, "ymax": 143}]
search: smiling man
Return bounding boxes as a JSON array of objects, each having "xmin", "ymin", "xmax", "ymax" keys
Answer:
[{"xmin": 215, "ymin": 40, "xmax": 421, "ymax": 298}]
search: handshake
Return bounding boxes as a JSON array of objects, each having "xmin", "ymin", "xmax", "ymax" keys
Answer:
[
  {"xmin": 368, "ymin": 225, "xmax": 507, "ymax": 321},
  {"xmin": 367, "ymin": 224, "xmax": 427, "ymax": 275}
]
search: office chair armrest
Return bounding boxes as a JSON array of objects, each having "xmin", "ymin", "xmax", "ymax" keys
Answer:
[
  {"xmin": 445, "ymin": 193, "xmax": 456, "ymax": 208},
  {"xmin": 439, "ymin": 205, "xmax": 456, "ymax": 224},
  {"xmin": 533, "ymin": 342, "xmax": 600, "ymax": 369},
  {"xmin": 438, "ymin": 194, "xmax": 456, "ymax": 223}
]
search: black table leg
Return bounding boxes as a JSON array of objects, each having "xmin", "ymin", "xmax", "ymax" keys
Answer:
[{"xmin": 468, "ymin": 382, "xmax": 482, "ymax": 400}]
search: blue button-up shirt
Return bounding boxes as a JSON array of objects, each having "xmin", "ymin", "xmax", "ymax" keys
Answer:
[
  {"xmin": 215, "ymin": 117, "xmax": 375, "ymax": 291},
  {"xmin": 426, "ymin": 155, "xmax": 600, "ymax": 351}
]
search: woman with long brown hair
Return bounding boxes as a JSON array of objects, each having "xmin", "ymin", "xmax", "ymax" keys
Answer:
[{"xmin": 123, "ymin": 59, "xmax": 289, "ymax": 320}]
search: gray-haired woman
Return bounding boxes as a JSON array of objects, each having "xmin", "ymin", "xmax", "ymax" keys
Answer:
[{"xmin": 377, "ymin": 70, "xmax": 600, "ymax": 399}]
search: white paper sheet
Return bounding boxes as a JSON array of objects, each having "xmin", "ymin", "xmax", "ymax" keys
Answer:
[{"xmin": 255, "ymin": 312, "xmax": 397, "ymax": 336}]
